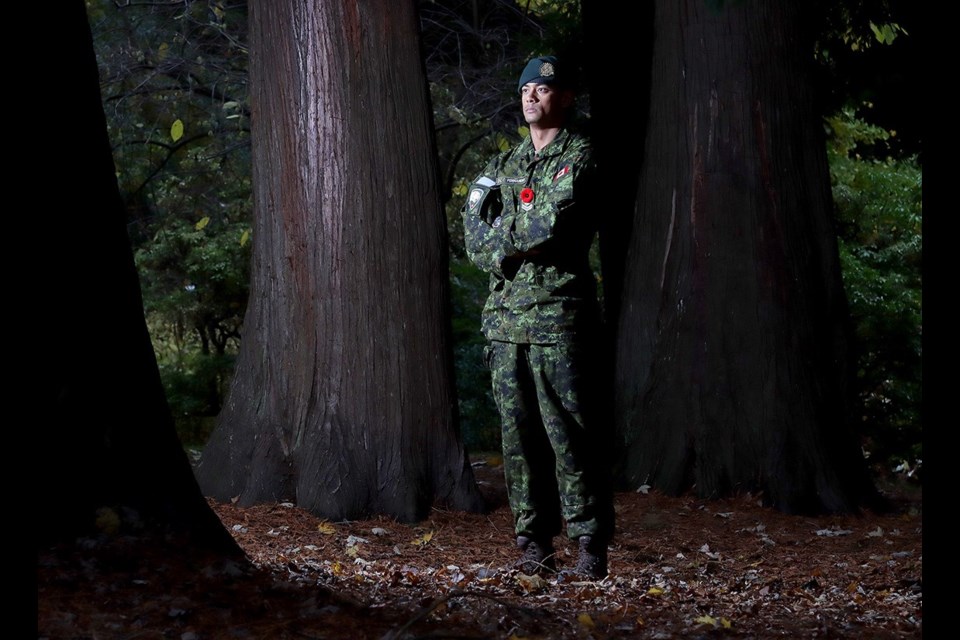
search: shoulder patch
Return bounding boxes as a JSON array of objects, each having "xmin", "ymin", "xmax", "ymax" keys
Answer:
[
  {"xmin": 468, "ymin": 187, "xmax": 485, "ymax": 211},
  {"xmin": 553, "ymin": 164, "xmax": 572, "ymax": 181}
]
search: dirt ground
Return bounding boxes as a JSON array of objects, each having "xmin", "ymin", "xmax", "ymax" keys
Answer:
[{"xmin": 38, "ymin": 461, "xmax": 921, "ymax": 639}]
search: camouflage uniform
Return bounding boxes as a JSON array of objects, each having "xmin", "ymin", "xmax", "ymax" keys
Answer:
[{"xmin": 462, "ymin": 127, "xmax": 613, "ymax": 545}]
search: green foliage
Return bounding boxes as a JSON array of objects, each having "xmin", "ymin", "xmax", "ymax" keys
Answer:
[
  {"xmin": 89, "ymin": 0, "xmax": 251, "ymax": 442},
  {"xmin": 826, "ymin": 107, "xmax": 922, "ymax": 478},
  {"xmin": 157, "ymin": 352, "xmax": 234, "ymax": 447},
  {"xmin": 868, "ymin": 21, "xmax": 906, "ymax": 46},
  {"xmin": 813, "ymin": 0, "xmax": 921, "ymax": 160},
  {"xmin": 816, "ymin": 1, "xmax": 907, "ymax": 56},
  {"xmin": 449, "ymin": 258, "xmax": 502, "ymax": 453},
  {"xmin": 515, "ymin": 0, "xmax": 581, "ymax": 48},
  {"xmin": 136, "ymin": 195, "xmax": 250, "ymax": 442}
]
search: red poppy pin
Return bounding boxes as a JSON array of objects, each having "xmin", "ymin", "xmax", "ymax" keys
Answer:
[{"xmin": 520, "ymin": 188, "xmax": 535, "ymax": 204}]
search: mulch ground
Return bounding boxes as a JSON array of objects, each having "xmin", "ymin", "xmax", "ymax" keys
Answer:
[{"xmin": 38, "ymin": 461, "xmax": 921, "ymax": 639}]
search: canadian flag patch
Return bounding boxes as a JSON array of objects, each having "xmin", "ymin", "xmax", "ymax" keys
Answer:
[{"xmin": 553, "ymin": 164, "xmax": 571, "ymax": 181}]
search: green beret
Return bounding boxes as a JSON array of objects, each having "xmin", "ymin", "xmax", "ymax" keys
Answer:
[{"xmin": 517, "ymin": 55, "xmax": 563, "ymax": 93}]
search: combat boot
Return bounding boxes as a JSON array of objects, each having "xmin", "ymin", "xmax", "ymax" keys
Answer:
[
  {"xmin": 514, "ymin": 536, "xmax": 556, "ymax": 575},
  {"xmin": 571, "ymin": 535, "xmax": 608, "ymax": 579}
]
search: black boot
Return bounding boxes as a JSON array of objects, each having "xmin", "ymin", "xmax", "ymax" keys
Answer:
[
  {"xmin": 514, "ymin": 536, "xmax": 557, "ymax": 575},
  {"xmin": 572, "ymin": 535, "xmax": 608, "ymax": 579}
]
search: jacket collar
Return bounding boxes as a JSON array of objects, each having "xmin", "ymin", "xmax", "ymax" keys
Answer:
[{"xmin": 519, "ymin": 127, "xmax": 571, "ymax": 161}]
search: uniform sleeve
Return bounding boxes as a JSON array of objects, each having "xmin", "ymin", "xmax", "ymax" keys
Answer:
[
  {"xmin": 508, "ymin": 145, "xmax": 597, "ymax": 254},
  {"xmin": 460, "ymin": 158, "xmax": 521, "ymax": 277}
]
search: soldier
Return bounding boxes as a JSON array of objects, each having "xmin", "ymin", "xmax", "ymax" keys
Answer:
[{"xmin": 461, "ymin": 55, "xmax": 614, "ymax": 579}]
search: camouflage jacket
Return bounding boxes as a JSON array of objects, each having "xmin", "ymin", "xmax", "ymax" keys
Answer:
[{"xmin": 461, "ymin": 128, "xmax": 601, "ymax": 344}]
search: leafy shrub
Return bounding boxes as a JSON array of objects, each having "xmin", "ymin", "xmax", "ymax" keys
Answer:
[
  {"xmin": 827, "ymin": 108, "xmax": 922, "ymax": 480},
  {"xmin": 449, "ymin": 257, "xmax": 502, "ymax": 453}
]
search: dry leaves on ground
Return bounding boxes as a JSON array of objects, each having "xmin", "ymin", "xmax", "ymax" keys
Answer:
[{"xmin": 38, "ymin": 461, "xmax": 921, "ymax": 639}]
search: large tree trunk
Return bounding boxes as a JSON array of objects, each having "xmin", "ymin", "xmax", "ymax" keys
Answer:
[
  {"xmin": 582, "ymin": 2, "xmax": 653, "ymax": 334},
  {"xmin": 40, "ymin": 0, "xmax": 238, "ymax": 553},
  {"xmin": 613, "ymin": 0, "xmax": 877, "ymax": 513},
  {"xmin": 197, "ymin": 0, "xmax": 483, "ymax": 521}
]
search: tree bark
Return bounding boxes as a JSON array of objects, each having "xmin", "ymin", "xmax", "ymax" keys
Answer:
[
  {"xmin": 197, "ymin": 0, "xmax": 483, "ymax": 521},
  {"xmin": 39, "ymin": 0, "xmax": 238, "ymax": 553},
  {"xmin": 613, "ymin": 0, "xmax": 877, "ymax": 513},
  {"xmin": 582, "ymin": 1, "xmax": 653, "ymax": 334}
]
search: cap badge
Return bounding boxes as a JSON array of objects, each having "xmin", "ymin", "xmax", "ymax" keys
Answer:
[{"xmin": 539, "ymin": 62, "xmax": 555, "ymax": 78}]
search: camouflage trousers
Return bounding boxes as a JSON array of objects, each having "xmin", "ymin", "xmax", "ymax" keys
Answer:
[{"xmin": 487, "ymin": 340, "xmax": 614, "ymax": 542}]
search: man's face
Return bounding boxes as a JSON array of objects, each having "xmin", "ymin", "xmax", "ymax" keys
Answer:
[{"xmin": 520, "ymin": 82, "xmax": 572, "ymax": 128}]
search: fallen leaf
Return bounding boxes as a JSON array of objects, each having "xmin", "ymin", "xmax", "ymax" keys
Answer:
[
  {"xmin": 637, "ymin": 484, "xmax": 651, "ymax": 494},
  {"xmin": 317, "ymin": 522, "xmax": 336, "ymax": 535},
  {"xmin": 695, "ymin": 615, "xmax": 717, "ymax": 626},
  {"xmin": 647, "ymin": 587, "xmax": 664, "ymax": 596},
  {"xmin": 577, "ymin": 613, "xmax": 595, "ymax": 628},
  {"xmin": 867, "ymin": 527, "xmax": 884, "ymax": 538},
  {"xmin": 372, "ymin": 527, "xmax": 388, "ymax": 536},
  {"xmin": 412, "ymin": 531, "xmax": 435, "ymax": 547},
  {"xmin": 516, "ymin": 573, "xmax": 548, "ymax": 593},
  {"xmin": 720, "ymin": 617, "xmax": 733, "ymax": 628},
  {"xmin": 699, "ymin": 544, "xmax": 720, "ymax": 560},
  {"xmin": 815, "ymin": 528, "xmax": 853, "ymax": 537},
  {"xmin": 95, "ymin": 507, "xmax": 120, "ymax": 535}
]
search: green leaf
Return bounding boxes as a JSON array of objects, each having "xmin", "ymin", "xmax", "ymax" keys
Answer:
[
  {"xmin": 239, "ymin": 229, "xmax": 250, "ymax": 247},
  {"xmin": 869, "ymin": 22, "xmax": 901, "ymax": 45},
  {"xmin": 195, "ymin": 216, "xmax": 210, "ymax": 231},
  {"xmin": 171, "ymin": 119, "xmax": 184, "ymax": 142}
]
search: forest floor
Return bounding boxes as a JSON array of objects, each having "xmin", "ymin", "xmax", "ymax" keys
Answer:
[{"xmin": 38, "ymin": 459, "xmax": 922, "ymax": 639}]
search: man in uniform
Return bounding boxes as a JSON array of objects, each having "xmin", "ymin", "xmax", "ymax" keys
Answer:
[{"xmin": 461, "ymin": 55, "xmax": 614, "ymax": 579}]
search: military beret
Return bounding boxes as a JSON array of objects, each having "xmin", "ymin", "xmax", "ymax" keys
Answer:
[{"xmin": 517, "ymin": 55, "xmax": 564, "ymax": 93}]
